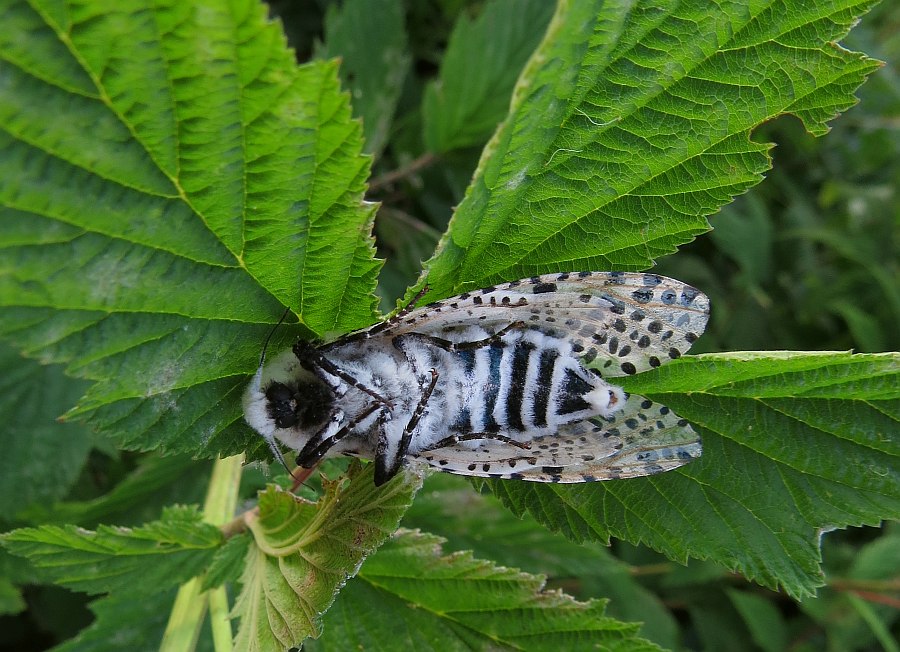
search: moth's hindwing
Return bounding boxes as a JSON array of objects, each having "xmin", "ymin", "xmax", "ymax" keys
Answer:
[
  {"xmin": 334, "ymin": 271, "xmax": 710, "ymax": 377},
  {"xmin": 410, "ymin": 393, "xmax": 701, "ymax": 482}
]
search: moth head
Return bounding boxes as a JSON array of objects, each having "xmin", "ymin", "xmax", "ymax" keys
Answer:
[
  {"xmin": 264, "ymin": 378, "xmax": 333, "ymax": 430},
  {"xmin": 243, "ymin": 349, "xmax": 334, "ymax": 452}
]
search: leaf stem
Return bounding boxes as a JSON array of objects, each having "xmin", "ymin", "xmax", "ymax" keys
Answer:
[
  {"xmin": 160, "ymin": 454, "xmax": 244, "ymax": 652},
  {"xmin": 368, "ymin": 152, "xmax": 437, "ymax": 191},
  {"xmin": 208, "ymin": 586, "xmax": 234, "ymax": 652},
  {"xmin": 845, "ymin": 593, "xmax": 900, "ymax": 652},
  {"xmin": 160, "ymin": 576, "xmax": 207, "ymax": 652},
  {"xmin": 378, "ymin": 207, "xmax": 443, "ymax": 239},
  {"xmin": 220, "ymin": 465, "xmax": 320, "ymax": 539},
  {"xmin": 220, "ymin": 508, "xmax": 255, "ymax": 539},
  {"xmin": 829, "ymin": 577, "xmax": 900, "ymax": 592}
]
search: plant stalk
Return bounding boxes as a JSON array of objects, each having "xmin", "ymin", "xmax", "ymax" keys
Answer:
[{"xmin": 160, "ymin": 454, "xmax": 244, "ymax": 652}]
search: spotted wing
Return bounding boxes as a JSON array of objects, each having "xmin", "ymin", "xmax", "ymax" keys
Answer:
[
  {"xmin": 336, "ymin": 272, "xmax": 709, "ymax": 377},
  {"xmin": 409, "ymin": 394, "xmax": 701, "ymax": 483}
]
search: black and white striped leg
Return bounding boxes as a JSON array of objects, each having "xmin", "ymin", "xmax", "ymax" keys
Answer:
[
  {"xmin": 378, "ymin": 285, "xmax": 430, "ymax": 327},
  {"xmin": 293, "ymin": 340, "xmax": 393, "ymax": 407},
  {"xmin": 427, "ymin": 432, "xmax": 532, "ymax": 451},
  {"xmin": 374, "ymin": 368, "xmax": 439, "ymax": 486},
  {"xmin": 295, "ymin": 404, "xmax": 379, "ymax": 468},
  {"xmin": 322, "ymin": 285, "xmax": 431, "ymax": 349},
  {"xmin": 295, "ymin": 407, "xmax": 345, "ymax": 468},
  {"xmin": 391, "ymin": 320, "xmax": 527, "ymax": 354},
  {"xmin": 453, "ymin": 321, "xmax": 527, "ymax": 350}
]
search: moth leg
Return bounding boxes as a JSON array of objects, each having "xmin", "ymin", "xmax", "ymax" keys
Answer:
[
  {"xmin": 426, "ymin": 432, "xmax": 532, "ymax": 451},
  {"xmin": 294, "ymin": 407, "xmax": 344, "ymax": 467},
  {"xmin": 391, "ymin": 320, "xmax": 527, "ymax": 353},
  {"xmin": 323, "ymin": 285, "xmax": 431, "ymax": 347},
  {"xmin": 374, "ymin": 368, "xmax": 439, "ymax": 486},
  {"xmin": 386, "ymin": 284, "xmax": 430, "ymax": 322},
  {"xmin": 293, "ymin": 340, "xmax": 393, "ymax": 407},
  {"xmin": 453, "ymin": 321, "xmax": 527, "ymax": 350},
  {"xmin": 295, "ymin": 404, "xmax": 380, "ymax": 468}
]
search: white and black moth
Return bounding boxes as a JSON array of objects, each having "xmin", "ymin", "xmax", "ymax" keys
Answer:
[{"xmin": 244, "ymin": 272, "xmax": 709, "ymax": 486}]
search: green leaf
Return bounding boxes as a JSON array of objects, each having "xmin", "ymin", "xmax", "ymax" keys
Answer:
[
  {"xmin": 319, "ymin": 0, "xmax": 410, "ymax": 156},
  {"xmin": 421, "ymin": 0, "xmax": 881, "ymax": 299},
  {"xmin": 800, "ymin": 524, "xmax": 900, "ymax": 652},
  {"xmin": 0, "ymin": 0, "xmax": 381, "ymax": 458},
  {"xmin": 708, "ymin": 194, "xmax": 774, "ymax": 285},
  {"xmin": 422, "ymin": 0, "xmax": 555, "ymax": 153},
  {"xmin": 844, "ymin": 526, "xmax": 900, "ymax": 581},
  {"xmin": 0, "ymin": 576, "xmax": 25, "ymax": 616},
  {"xmin": 52, "ymin": 587, "xmax": 213, "ymax": 652},
  {"xmin": 19, "ymin": 454, "xmax": 211, "ymax": 528},
  {"xmin": 232, "ymin": 462, "xmax": 422, "ymax": 650},
  {"xmin": 374, "ymin": 208, "xmax": 443, "ymax": 309},
  {"xmin": 1, "ymin": 505, "xmax": 222, "ymax": 595},
  {"xmin": 0, "ymin": 342, "xmax": 92, "ymax": 516},
  {"xmin": 480, "ymin": 351, "xmax": 899, "ymax": 598},
  {"xmin": 404, "ymin": 474, "xmax": 625, "ymax": 579},
  {"xmin": 403, "ymin": 473, "xmax": 680, "ymax": 649},
  {"xmin": 0, "ymin": 3, "xmax": 893, "ymax": 647},
  {"xmin": 308, "ymin": 528, "xmax": 661, "ymax": 652},
  {"xmin": 726, "ymin": 588, "xmax": 788, "ymax": 652},
  {"xmin": 202, "ymin": 532, "xmax": 251, "ymax": 591}
]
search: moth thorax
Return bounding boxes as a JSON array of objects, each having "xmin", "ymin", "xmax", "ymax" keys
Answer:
[
  {"xmin": 265, "ymin": 378, "xmax": 333, "ymax": 430},
  {"xmin": 585, "ymin": 383, "xmax": 627, "ymax": 417}
]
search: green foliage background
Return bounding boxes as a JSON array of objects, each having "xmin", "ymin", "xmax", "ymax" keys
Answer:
[{"xmin": 0, "ymin": 0, "xmax": 897, "ymax": 650}]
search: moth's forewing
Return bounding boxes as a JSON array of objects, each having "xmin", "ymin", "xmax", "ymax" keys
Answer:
[{"xmin": 375, "ymin": 272, "xmax": 709, "ymax": 376}]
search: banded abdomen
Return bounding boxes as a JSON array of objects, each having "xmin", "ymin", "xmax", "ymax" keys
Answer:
[{"xmin": 440, "ymin": 329, "xmax": 624, "ymax": 438}]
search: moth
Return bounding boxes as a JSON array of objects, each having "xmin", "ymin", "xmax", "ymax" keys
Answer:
[{"xmin": 243, "ymin": 272, "xmax": 709, "ymax": 486}]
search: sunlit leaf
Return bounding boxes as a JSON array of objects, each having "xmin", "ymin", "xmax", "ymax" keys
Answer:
[
  {"xmin": 309, "ymin": 529, "xmax": 662, "ymax": 652},
  {"xmin": 421, "ymin": 0, "xmax": 881, "ymax": 299},
  {"xmin": 231, "ymin": 463, "xmax": 421, "ymax": 650},
  {"xmin": 481, "ymin": 352, "xmax": 900, "ymax": 597}
]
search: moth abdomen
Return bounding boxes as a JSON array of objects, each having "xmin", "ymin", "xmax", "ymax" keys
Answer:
[{"xmin": 406, "ymin": 329, "xmax": 625, "ymax": 451}]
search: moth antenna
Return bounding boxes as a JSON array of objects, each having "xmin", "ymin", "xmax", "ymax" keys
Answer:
[
  {"xmin": 265, "ymin": 433, "xmax": 297, "ymax": 481},
  {"xmin": 289, "ymin": 465, "xmax": 319, "ymax": 493},
  {"xmin": 254, "ymin": 306, "xmax": 298, "ymax": 481},
  {"xmin": 259, "ymin": 306, "xmax": 293, "ymax": 369}
]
